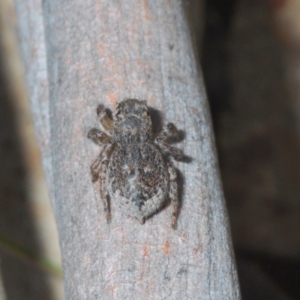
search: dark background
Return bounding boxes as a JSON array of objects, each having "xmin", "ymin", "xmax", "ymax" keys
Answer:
[{"xmin": 201, "ymin": 0, "xmax": 300, "ymax": 299}]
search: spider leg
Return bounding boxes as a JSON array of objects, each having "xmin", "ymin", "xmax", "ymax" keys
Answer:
[
  {"xmin": 155, "ymin": 123, "xmax": 183, "ymax": 160},
  {"xmin": 99, "ymin": 159, "xmax": 111, "ymax": 223},
  {"xmin": 88, "ymin": 103, "xmax": 114, "ymax": 222},
  {"xmin": 140, "ymin": 216, "xmax": 146, "ymax": 225},
  {"xmin": 155, "ymin": 123, "xmax": 180, "ymax": 142},
  {"xmin": 156, "ymin": 143, "xmax": 183, "ymax": 160},
  {"xmin": 97, "ymin": 104, "xmax": 114, "ymax": 133},
  {"xmin": 167, "ymin": 162, "xmax": 179, "ymax": 229},
  {"xmin": 90, "ymin": 156, "xmax": 102, "ymax": 183},
  {"xmin": 88, "ymin": 128, "xmax": 112, "ymax": 145},
  {"xmin": 90, "ymin": 144, "xmax": 110, "ymax": 182},
  {"xmin": 90, "ymin": 143, "xmax": 114, "ymax": 222}
]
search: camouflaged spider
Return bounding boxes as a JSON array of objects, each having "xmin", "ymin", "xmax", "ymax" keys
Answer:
[{"xmin": 87, "ymin": 99, "xmax": 184, "ymax": 228}]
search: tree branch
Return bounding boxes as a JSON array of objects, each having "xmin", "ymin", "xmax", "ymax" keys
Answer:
[{"xmin": 15, "ymin": 0, "xmax": 241, "ymax": 298}]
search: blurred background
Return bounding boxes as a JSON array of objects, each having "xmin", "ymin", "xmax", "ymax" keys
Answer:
[
  {"xmin": 0, "ymin": 0, "xmax": 300, "ymax": 299},
  {"xmin": 200, "ymin": 0, "xmax": 300, "ymax": 299}
]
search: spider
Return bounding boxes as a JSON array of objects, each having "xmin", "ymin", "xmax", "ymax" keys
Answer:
[{"xmin": 87, "ymin": 99, "xmax": 184, "ymax": 228}]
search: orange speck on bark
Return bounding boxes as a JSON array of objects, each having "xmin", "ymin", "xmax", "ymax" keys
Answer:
[
  {"xmin": 136, "ymin": 58, "xmax": 141, "ymax": 66},
  {"xmin": 115, "ymin": 78, "xmax": 124, "ymax": 88},
  {"xmin": 162, "ymin": 240, "xmax": 170, "ymax": 254},
  {"xmin": 142, "ymin": 0, "xmax": 151, "ymax": 21},
  {"xmin": 193, "ymin": 246, "xmax": 201, "ymax": 256},
  {"xmin": 75, "ymin": 127, "xmax": 81, "ymax": 138},
  {"xmin": 149, "ymin": 95, "xmax": 155, "ymax": 105},
  {"xmin": 98, "ymin": 44, "xmax": 105, "ymax": 55},
  {"xmin": 107, "ymin": 285, "xmax": 116, "ymax": 295},
  {"xmin": 142, "ymin": 244, "xmax": 149, "ymax": 257},
  {"xmin": 107, "ymin": 92, "xmax": 118, "ymax": 106}
]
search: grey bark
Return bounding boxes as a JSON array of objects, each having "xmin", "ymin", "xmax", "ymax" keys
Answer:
[
  {"xmin": 13, "ymin": 0, "xmax": 53, "ymax": 202},
  {"xmin": 14, "ymin": 0, "xmax": 241, "ymax": 299}
]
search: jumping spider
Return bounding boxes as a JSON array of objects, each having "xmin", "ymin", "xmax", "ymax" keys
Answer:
[{"xmin": 87, "ymin": 99, "xmax": 184, "ymax": 228}]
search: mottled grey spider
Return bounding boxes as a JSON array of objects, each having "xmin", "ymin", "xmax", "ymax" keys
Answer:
[{"xmin": 88, "ymin": 99, "xmax": 184, "ymax": 228}]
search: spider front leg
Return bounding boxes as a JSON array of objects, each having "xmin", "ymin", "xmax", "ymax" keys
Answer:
[
  {"xmin": 167, "ymin": 162, "xmax": 179, "ymax": 229},
  {"xmin": 88, "ymin": 115, "xmax": 114, "ymax": 223},
  {"xmin": 88, "ymin": 128, "xmax": 112, "ymax": 146},
  {"xmin": 156, "ymin": 123, "xmax": 180, "ymax": 141},
  {"xmin": 88, "ymin": 142, "xmax": 113, "ymax": 223},
  {"xmin": 97, "ymin": 104, "xmax": 114, "ymax": 133},
  {"xmin": 88, "ymin": 128, "xmax": 112, "ymax": 181},
  {"xmin": 155, "ymin": 123, "xmax": 183, "ymax": 160},
  {"xmin": 99, "ymin": 159, "xmax": 111, "ymax": 223},
  {"xmin": 89, "ymin": 144, "xmax": 109, "ymax": 182}
]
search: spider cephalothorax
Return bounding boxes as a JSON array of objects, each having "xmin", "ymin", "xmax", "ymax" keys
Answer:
[{"xmin": 113, "ymin": 99, "xmax": 152, "ymax": 144}]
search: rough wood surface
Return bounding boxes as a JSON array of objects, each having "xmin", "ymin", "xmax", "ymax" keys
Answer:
[{"xmin": 16, "ymin": 0, "xmax": 241, "ymax": 299}]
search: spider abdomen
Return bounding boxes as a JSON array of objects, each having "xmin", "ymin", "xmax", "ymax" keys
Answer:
[{"xmin": 107, "ymin": 143, "xmax": 168, "ymax": 221}]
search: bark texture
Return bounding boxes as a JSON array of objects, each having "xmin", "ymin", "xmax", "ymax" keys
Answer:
[{"xmin": 15, "ymin": 0, "xmax": 241, "ymax": 299}]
